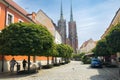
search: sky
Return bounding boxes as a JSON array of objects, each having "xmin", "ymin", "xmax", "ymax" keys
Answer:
[{"xmin": 13, "ymin": 0, "xmax": 120, "ymax": 48}]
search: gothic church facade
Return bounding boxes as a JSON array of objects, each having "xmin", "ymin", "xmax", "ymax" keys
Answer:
[{"xmin": 57, "ymin": 1, "xmax": 78, "ymax": 53}]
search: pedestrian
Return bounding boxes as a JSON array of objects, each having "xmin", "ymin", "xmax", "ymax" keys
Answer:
[
  {"xmin": 22, "ymin": 59, "xmax": 27, "ymax": 71},
  {"xmin": 10, "ymin": 58, "xmax": 17, "ymax": 72}
]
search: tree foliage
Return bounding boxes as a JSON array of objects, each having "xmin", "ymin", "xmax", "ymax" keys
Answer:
[
  {"xmin": 56, "ymin": 44, "xmax": 73, "ymax": 58},
  {"xmin": 72, "ymin": 52, "xmax": 85, "ymax": 61},
  {"xmin": 106, "ymin": 23, "xmax": 120, "ymax": 53},
  {"xmin": 92, "ymin": 39, "xmax": 110, "ymax": 56},
  {"xmin": 0, "ymin": 23, "xmax": 54, "ymax": 56},
  {"xmin": 65, "ymin": 44, "xmax": 73, "ymax": 58}
]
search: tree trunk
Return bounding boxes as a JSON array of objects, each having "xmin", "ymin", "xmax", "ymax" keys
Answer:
[
  {"xmin": 61, "ymin": 57, "xmax": 63, "ymax": 63},
  {"xmin": 1, "ymin": 54, "xmax": 4, "ymax": 72},
  {"xmin": 55, "ymin": 57, "xmax": 57, "ymax": 64},
  {"xmin": 52, "ymin": 57, "xmax": 54, "ymax": 64},
  {"xmin": 47, "ymin": 57, "xmax": 49, "ymax": 65},
  {"xmin": 28, "ymin": 55, "xmax": 30, "ymax": 72}
]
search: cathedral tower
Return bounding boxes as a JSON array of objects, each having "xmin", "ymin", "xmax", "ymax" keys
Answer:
[
  {"xmin": 68, "ymin": 0, "xmax": 78, "ymax": 53},
  {"xmin": 57, "ymin": 0, "xmax": 66, "ymax": 44}
]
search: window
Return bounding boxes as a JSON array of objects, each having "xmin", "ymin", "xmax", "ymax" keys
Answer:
[
  {"xmin": 18, "ymin": 19, "xmax": 24, "ymax": 23},
  {"xmin": 6, "ymin": 11, "xmax": 14, "ymax": 25}
]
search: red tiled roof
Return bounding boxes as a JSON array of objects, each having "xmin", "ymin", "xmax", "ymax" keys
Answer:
[
  {"xmin": 3, "ymin": 0, "xmax": 44, "ymax": 25},
  {"xmin": 4, "ymin": 0, "xmax": 28, "ymax": 15},
  {"xmin": 3, "ymin": 0, "xmax": 35, "ymax": 23}
]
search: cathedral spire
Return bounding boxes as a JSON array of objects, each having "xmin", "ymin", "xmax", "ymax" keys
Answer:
[
  {"xmin": 60, "ymin": 0, "xmax": 63, "ymax": 20},
  {"xmin": 70, "ymin": 0, "xmax": 73, "ymax": 21}
]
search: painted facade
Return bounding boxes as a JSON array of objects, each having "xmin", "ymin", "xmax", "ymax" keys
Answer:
[
  {"xmin": 35, "ymin": 10, "xmax": 62, "ymax": 44},
  {"xmin": 35, "ymin": 10, "xmax": 55, "ymax": 36}
]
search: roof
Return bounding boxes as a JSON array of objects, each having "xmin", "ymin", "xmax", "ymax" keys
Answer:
[
  {"xmin": 80, "ymin": 39, "xmax": 96, "ymax": 49},
  {"xmin": 101, "ymin": 8, "xmax": 120, "ymax": 38},
  {"xmin": 3, "ymin": 0, "xmax": 34, "ymax": 23},
  {"xmin": 5, "ymin": 0, "xmax": 28, "ymax": 15}
]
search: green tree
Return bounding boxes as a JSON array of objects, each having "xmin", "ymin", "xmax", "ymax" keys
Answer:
[
  {"xmin": 72, "ymin": 52, "xmax": 85, "ymax": 61},
  {"xmin": 56, "ymin": 44, "xmax": 66, "ymax": 63},
  {"xmin": 56, "ymin": 44, "xmax": 73, "ymax": 63},
  {"xmin": 0, "ymin": 23, "xmax": 54, "ymax": 72},
  {"xmin": 56, "ymin": 44, "xmax": 66, "ymax": 58},
  {"xmin": 106, "ymin": 23, "xmax": 120, "ymax": 53},
  {"xmin": 51, "ymin": 44, "xmax": 58, "ymax": 64},
  {"xmin": 43, "ymin": 43, "xmax": 58, "ymax": 65},
  {"xmin": 93, "ymin": 39, "xmax": 110, "ymax": 56},
  {"xmin": 65, "ymin": 44, "xmax": 73, "ymax": 61}
]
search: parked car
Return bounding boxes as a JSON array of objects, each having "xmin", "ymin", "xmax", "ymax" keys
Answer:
[{"xmin": 91, "ymin": 58, "xmax": 102, "ymax": 68}]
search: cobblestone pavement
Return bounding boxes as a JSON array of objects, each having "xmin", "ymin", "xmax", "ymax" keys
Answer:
[{"xmin": 0, "ymin": 61, "xmax": 120, "ymax": 80}]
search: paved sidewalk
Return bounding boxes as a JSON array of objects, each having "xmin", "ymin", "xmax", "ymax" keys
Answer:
[
  {"xmin": 0, "ymin": 70, "xmax": 38, "ymax": 80},
  {"xmin": 0, "ymin": 61, "xmax": 120, "ymax": 80}
]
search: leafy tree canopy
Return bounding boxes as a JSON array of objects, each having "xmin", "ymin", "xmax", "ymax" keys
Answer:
[
  {"xmin": 92, "ymin": 39, "xmax": 110, "ymax": 56},
  {"xmin": 56, "ymin": 44, "xmax": 73, "ymax": 58},
  {"xmin": 106, "ymin": 23, "xmax": 120, "ymax": 53},
  {"xmin": 43, "ymin": 43, "xmax": 58, "ymax": 57},
  {"xmin": 0, "ymin": 23, "xmax": 54, "ymax": 56}
]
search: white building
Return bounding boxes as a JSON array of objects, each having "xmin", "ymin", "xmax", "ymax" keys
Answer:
[{"xmin": 54, "ymin": 30, "xmax": 62, "ymax": 44}]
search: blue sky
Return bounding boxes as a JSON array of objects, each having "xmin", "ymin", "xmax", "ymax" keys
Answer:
[{"xmin": 14, "ymin": 0, "xmax": 120, "ymax": 48}]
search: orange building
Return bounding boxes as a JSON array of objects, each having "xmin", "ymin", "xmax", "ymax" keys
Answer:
[{"xmin": 0, "ymin": 0, "xmax": 52, "ymax": 72}]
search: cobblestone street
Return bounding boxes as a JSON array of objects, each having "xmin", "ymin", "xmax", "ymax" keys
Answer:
[{"xmin": 0, "ymin": 61, "xmax": 120, "ymax": 80}]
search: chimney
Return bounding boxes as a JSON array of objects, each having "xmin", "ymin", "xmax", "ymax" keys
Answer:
[{"xmin": 32, "ymin": 12, "xmax": 36, "ymax": 20}]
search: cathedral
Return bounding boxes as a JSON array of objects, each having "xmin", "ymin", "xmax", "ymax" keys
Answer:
[{"xmin": 57, "ymin": 0, "xmax": 78, "ymax": 53}]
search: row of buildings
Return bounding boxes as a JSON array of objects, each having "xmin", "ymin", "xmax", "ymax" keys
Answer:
[{"xmin": 0, "ymin": 0, "xmax": 78, "ymax": 72}]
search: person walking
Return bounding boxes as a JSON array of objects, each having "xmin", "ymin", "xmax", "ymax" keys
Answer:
[
  {"xmin": 22, "ymin": 59, "xmax": 27, "ymax": 71},
  {"xmin": 10, "ymin": 58, "xmax": 17, "ymax": 72}
]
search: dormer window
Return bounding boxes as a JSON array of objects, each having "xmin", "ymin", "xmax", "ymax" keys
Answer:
[{"xmin": 18, "ymin": 19, "xmax": 24, "ymax": 23}]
